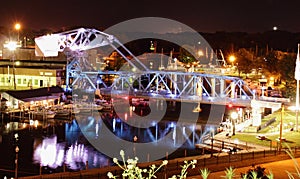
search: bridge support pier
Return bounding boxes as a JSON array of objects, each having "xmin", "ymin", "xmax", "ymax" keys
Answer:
[
  {"xmin": 230, "ymin": 82, "xmax": 236, "ymax": 99},
  {"xmin": 220, "ymin": 79, "xmax": 225, "ymax": 97},
  {"xmin": 211, "ymin": 78, "xmax": 216, "ymax": 97}
]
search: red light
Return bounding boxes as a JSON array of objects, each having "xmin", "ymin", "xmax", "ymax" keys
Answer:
[
  {"xmin": 228, "ymin": 103, "xmax": 233, "ymax": 108},
  {"xmin": 236, "ymin": 107, "xmax": 240, "ymax": 111}
]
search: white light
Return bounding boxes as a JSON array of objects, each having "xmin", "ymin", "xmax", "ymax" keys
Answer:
[
  {"xmin": 4, "ymin": 41, "xmax": 21, "ymax": 51},
  {"xmin": 34, "ymin": 120, "xmax": 39, "ymax": 127},
  {"xmin": 231, "ymin": 112, "xmax": 238, "ymax": 120},
  {"xmin": 6, "ymin": 101, "xmax": 11, "ymax": 107},
  {"xmin": 273, "ymin": 26, "xmax": 278, "ymax": 31}
]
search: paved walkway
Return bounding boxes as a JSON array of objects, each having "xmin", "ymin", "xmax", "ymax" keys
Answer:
[{"xmin": 188, "ymin": 157, "xmax": 300, "ymax": 178}]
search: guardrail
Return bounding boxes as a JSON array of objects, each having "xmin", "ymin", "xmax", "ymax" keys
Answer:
[{"xmin": 19, "ymin": 147, "xmax": 299, "ymax": 179}]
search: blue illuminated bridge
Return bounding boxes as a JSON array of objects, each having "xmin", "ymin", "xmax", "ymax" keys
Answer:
[
  {"xmin": 90, "ymin": 70, "xmax": 253, "ymax": 107},
  {"xmin": 34, "ymin": 27, "xmax": 288, "ymax": 109}
]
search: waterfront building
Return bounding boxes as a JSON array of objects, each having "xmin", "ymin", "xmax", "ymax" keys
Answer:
[
  {"xmin": 1, "ymin": 86, "xmax": 64, "ymax": 109},
  {"xmin": 0, "ymin": 67, "xmax": 65, "ymax": 90}
]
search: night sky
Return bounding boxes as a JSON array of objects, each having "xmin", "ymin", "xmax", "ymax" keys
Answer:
[{"xmin": 1, "ymin": 0, "xmax": 300, "ymax": 33}]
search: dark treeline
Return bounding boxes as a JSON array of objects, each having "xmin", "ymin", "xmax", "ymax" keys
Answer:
[
  {"xmin": 202, "ymin": 30, "xmax": 300, "ymax": 54},
  {"xmin": 111, "ymin": 30, "xmax": 300, "ymax": 58}
]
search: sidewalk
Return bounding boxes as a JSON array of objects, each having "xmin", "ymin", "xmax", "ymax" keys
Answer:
[{"xmin": 188, "ymin": 157, "xmax": 300, "ymax": 178}]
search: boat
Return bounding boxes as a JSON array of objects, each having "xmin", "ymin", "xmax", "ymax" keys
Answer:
[
  {"xmin": 95, "ymin": 99, "xmax": 112, "ymax": 111},
  {"xmin": 54, "ymin": 110, "xmax": 71, "ymax": 120},
  {"xmin": 30, "ymin": 110, "xmax": 56, "ymax": 120}
]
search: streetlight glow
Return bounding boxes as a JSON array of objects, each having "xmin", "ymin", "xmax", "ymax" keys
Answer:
[
  {"xmin": 14, "ymin": 23, "xmax": 21, "ymax": 42},
  {"xmin": 197, "ymin": 50, "xmax": 204, "ymax": 57},
  {"xmin": 228, "ymin": 55, "xmax": 236, "ymax": 67},
  {"xmin": 231, "ymin": 111, "xmax": 238, "ymax": 120},
  {"xmin": 15, "ymin": 23, "xmax": 21, "ymax": 31},
  {"xmin": 229, "ymin": 55, "xmax": 236, "ymax": 62},
  {"xmin": 4, "ymin": 41, "xmax": 20, "ymax": 90},
  {"xmin": 4, "ymin": 41, "xmax": 20, "ymax": 51}
]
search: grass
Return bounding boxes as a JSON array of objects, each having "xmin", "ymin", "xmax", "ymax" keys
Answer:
[{"xmin": 232, "ymin": 108, "xmax": 300, "ymax": 148}]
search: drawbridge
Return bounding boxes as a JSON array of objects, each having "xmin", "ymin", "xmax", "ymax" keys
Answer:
[{"xmin": 35, "ymin": 28, "xmax": 255, "ymax": 107}]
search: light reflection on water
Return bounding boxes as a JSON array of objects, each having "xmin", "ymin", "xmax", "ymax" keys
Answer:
[
  {"xmin": 21, "ymin": 102, "xmax": 221, "ymax": 172},
  {"xmin": 33, "ymin": 135, "xmax": 65, "ymax": 168},
  {"xmin": 32, "ymin": 120, "xmax": 111, "ymax": 170}
]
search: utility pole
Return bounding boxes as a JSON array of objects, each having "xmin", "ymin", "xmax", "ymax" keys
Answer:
[
  {"xmin": 279, "ymin": 104, "xmax": 284, "ymax": 152},
  {"xmin": 295, "ymin": 43, "xmax": 300, "ymax": 132}
]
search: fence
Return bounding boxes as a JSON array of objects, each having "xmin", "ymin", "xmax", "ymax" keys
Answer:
[{"xmin": 19, "ymin": 147, "xmax": 299, "ymax": 179}]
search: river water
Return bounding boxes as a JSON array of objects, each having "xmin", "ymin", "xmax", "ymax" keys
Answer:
[{"xmin": 0, "ymin": 100, "xmax": 227, "ymax": 178}]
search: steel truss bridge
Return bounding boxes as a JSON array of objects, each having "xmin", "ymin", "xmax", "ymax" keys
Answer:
[{"xmin": 35, "ymin": 28, "xmax": 255, "ymax": 107}]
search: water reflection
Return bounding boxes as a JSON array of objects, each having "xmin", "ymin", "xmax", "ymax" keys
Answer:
[
  {"xmin": 1, "ymin": 101, "xmax": 223, "ymax": 174},
  {"xmin": 33, "ymin": 120, "xmax": 111, "ymax": 170},
  {"xmin": 33, "ymin": 135, "xmax": 64, "ymax": 168}
]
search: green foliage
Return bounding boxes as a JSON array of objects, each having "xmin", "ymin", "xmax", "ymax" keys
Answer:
[
  {"xmin": 235, "ymin": 48, "xmax": 254, "ymax": 75},
  {"xmin": 241, "ymin": 165, "xmax": 269, "ymax": 179},
  {"xmin": 107, "ymin": 146, "xmax": 300, "ymax": 179},
  {"xmin": 107, "ymin": 150, "xmax": 168, "ymax": 179},
  {"xmin": 285, "ymin": 144, "xmax": 300, "ymax": 179},
  {"xmin": 266, "ymin": 171, "xmax": 274, "ymax": 179},
  {"xmin": 178, "ymin": 46, "xmax": 197, "ymax": 64},
  {"xmin": 222, "ymin": 167, "xmax": 236, "ymax": 179},
  {"xmin": 107, "ymin": 150, "xmax": 197, "ymax": 179},
  {"xmin": 199, "ymin": 168, "xmax": 210, "ymax": 179}
]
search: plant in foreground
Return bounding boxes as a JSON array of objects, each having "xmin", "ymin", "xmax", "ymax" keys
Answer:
[
  {"xmin": 240, "ymin": 165, "xmax": 270, "ymax": 179},
  {"xmin": 107, "ymin": 150, "xmax": 197, "ymax": 179},
  {"xmin": 169, "ymin": 160, "xmax": 197, "ymax": 179},
  {"xmin": 222, "ymin": 167, "xmax": 236, "ymax": 179},
  {"xmin": 199, "ymin": 168, "xmax": 210, "ymax": 179},
  {"xmin": 107, "ymin": 150, "xmax": 168, "ymax": 179},
  {"xmin": 285, "ymin": 144, "xmax": 300, "ymax": 179}
]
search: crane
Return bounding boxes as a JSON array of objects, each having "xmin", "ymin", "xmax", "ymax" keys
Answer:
[{"xmin": 35, "ymin": 28, "xmax": 149, "ymax": 90}]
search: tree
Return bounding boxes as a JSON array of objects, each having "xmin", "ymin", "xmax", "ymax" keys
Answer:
[
  {"xmin": 235, "ymin": 48, "xmax": 255, "ymax": 76},
  {"xmin": 179, "ymin": 45, "xmax": 197, "ymax": 64},
  {"xmin": 262, "ymin": 51, "xmax": 279, "ymax": 75},
  {"xmin": 278, "ymin": 53, "xmax": 297, "ymax": 98}
]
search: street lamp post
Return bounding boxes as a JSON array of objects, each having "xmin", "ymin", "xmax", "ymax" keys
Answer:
[
  {"xmin": 231, "ymin": 111, "xmax": 238, "ymax": 136},
  {"xmin": 294, "ymin": 43, "xmax": 300, "ymax": 132},
  {"xmin": 279, "ymin": 104, "xmax": 284, "ymax": 152},
  {"xmin": 4, "ymin": 41, "xmax": 20, "ymax": 90},
  {"xmin": 14, "ymin": 23, "xmax": 21, "ymax": 42},
  {"xmin": 15, "ymin": 145, "xmax": 19, "ymax": 179},
  {"xmin": 14, "ymin": 133, "xmax": 19, "ymax": 179}
]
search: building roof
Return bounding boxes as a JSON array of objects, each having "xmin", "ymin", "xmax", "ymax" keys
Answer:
[{"xmin": 4, "ymin": 86, "xmax": 64, "ymax": 102}]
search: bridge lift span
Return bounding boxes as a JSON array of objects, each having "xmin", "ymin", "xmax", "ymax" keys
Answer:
[
  {"xmin": 35, "ymin": 28, "xmax": 254, "ymax": 105},
  {"xmin": 35, "ymin": 28, "xmax": 149, "ymax": 89}
]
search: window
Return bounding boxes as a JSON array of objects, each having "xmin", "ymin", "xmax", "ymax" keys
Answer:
[
  {"xmin": 17, "ymin": 79, "xmax": 21, "ymax": 84},
  {"xmin": 34, "ymin": 79, "xmax": 38, "ymax": 86},
  {"xmin": 28, "ymin": 79, "xmax": 32, "ymax": 86},
  {"xmin": 23, "ymin": 78, "xmax": 27, "ymax": 84}
]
